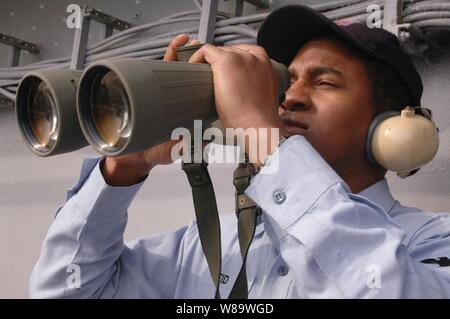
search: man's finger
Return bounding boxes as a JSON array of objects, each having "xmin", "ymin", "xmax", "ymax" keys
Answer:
[
  {"xmin": 164, "ymin": 34, "xmax": 190, "ymax": 61},
  {"xmin": 226, "ymin": 44, "xmax": 269, "ymax": 59},
  {"xmin": 189, "ymin": 39, "xmax": 202, "ymax": 46},
  {"xmin": 188, "ymin": 43, "xmax": 226, "ymax": 65}
]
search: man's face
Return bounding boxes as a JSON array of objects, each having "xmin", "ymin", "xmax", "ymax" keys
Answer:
[{"xmin": 279, "ymin": 38, "xmax": 376, "ymax": 176}]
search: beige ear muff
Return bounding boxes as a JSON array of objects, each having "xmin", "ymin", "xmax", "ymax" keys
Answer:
[{"xmin": 367, "ymin": 107, "xmax": 439, "ymax": 178}]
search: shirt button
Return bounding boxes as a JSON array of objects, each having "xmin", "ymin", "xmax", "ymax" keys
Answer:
[
  {"xmin": 277, "ymin": 265, "xmax": 289, "ymax": 276},
  {"xmin": 272, "ymin": 189, "xmax": 286, "ymax": 205}
]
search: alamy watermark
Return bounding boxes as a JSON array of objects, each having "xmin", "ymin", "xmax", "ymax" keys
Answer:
[
  {"xmin": 66, "ymin": 264, "xmax": 81, "ymax": 289},
  {"xmin": 366, "ymin": 264, "xmax": 381, "ymax": 289},
  {"xmin": 66, "ymin": 4, "xmax": 82, "ymax": 29},
  {"xmin": 366, "ymin": 4, "xmax": 382, "ymax": 29},
  {"xmin": 171, "ymin": 120, "xmax": 282, "ymax": 174}
]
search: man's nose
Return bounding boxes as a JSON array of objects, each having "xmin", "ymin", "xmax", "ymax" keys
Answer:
[{"xmin": 279, "ymin": 85, "xmax": 312, "ymax": 113}]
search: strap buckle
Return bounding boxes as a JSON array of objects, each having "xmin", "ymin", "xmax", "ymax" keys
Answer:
[
  {"xmin": 182, "ymin": 161, "xmax": 210, "ymax": 186},
  {"xmin": 235, "ymin": 194, "xmax": 262, "ymax": 217}
]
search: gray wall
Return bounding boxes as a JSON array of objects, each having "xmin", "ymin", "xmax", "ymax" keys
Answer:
[{"xmin": 0, "ymin": 0, "xmax": 449, "ymax": 298}]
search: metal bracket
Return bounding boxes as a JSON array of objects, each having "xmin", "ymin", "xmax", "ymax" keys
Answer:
[
  {"xmin": 199, "ymin": 0, "xmax": 271, "ymax": 40},
  {"xmin": 383, "ymin": 0, "xmax": 411, "ymax": 38},
  {"xmin": 235, "ymin": 0, "xmax": 270, "ymax": 17},
  {"xmin": 243, "ymin": 0, "xmax": 270, "ymax": 9},
  {"xmin": 84, "ymin": 7, "xmax": 132, "ymax": 33},
  {"xmin": 198, "ymin": 0, "xmax": 219, "ymax": 44},
  {"xmin": 235, "ymin": 0, "xmax": 245, "ymax": 17},
  {"xmin": 0, "ymin": 33, "xmax": 40, "ymax": 67},
  {"xmin": 70, "ymin": 6, "xmax": 132, "ymax": 70}
]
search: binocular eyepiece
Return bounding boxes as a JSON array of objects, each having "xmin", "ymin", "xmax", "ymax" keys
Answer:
[
  {"xmin": 78, "ymin": 66, "xmax": 133, "ymax": 155},
  {"xmin": 16, "ymin": 69, "xmax": 87, "ymax": 156}
]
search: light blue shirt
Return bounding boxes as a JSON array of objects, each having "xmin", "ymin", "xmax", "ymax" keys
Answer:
[{"xmin": 30, "ymin": 135, "xmax": 450, "ymax": 298}]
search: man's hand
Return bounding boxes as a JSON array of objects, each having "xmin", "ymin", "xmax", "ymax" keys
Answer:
[
  {"xmin": 188, "ymin": 44, "xmax": 288, "ymax": 166},
  {"xmin": 101, "ymin": 34, "xmax": 201, "ymax": 187}
]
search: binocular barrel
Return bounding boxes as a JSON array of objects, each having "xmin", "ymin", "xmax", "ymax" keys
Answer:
[
  {"xmin": 16, "ymin": 57, "xmax": 290, "ymax": 157},
  {"xmin": 77, "ymin": 59, "xmax": 217, "ymax": 156}
]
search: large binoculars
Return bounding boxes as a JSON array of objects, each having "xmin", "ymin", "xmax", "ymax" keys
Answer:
[{"xmin": 16, "ymin": 57, "xmax": 291, "ymax": 157}]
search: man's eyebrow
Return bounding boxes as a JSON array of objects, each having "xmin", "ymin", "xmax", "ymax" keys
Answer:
[{"xmin": 308, "ymin": 66, "xmax": 343, "ymax": 78}]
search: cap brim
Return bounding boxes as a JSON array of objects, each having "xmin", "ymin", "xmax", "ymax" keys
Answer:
[{"xmin": 257, "ymin": 5, "xmax": 378, "ymax": 66}]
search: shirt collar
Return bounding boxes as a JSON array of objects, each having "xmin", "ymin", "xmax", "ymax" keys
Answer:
[
  {"xmin": 358, "ymin": 178, "xmax": 396, "ymax": 213},
  {"xmin": 259, "ymin": 178, "xmax": 397, "ymax": 238}
]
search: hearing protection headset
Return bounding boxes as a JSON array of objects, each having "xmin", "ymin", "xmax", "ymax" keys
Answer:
[{"xmin": 365, "ymin": 106, "xmax": 439, "ymax": 178}]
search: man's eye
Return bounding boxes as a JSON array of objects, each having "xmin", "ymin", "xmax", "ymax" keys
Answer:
[{"xmin": 317, "ymin": 81, "xmax": 335, "ymax": 87}]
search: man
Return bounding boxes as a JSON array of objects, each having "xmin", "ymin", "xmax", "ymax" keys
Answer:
[{"xmin": 30, "ymin": 5, "xmax": 450, "ymax": 298}]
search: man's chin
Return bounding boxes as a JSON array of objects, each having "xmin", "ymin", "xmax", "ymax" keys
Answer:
[{"xmin": 285, "ymin": 126, "xmax": 308, "ymax": 136}]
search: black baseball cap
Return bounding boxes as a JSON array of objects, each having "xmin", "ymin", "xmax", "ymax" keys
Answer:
[{"xmin": 257, "ymin": 5, "xmax": 423, "ymax": 106}]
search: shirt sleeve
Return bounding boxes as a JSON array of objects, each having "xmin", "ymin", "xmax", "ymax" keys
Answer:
[
  {"xmin": 29, "ymin": 158, "xmax": 188, "ymax": 299},
  {"xmin": 245, "ymin": 135, "xmax": 450, "ymax": 298}
]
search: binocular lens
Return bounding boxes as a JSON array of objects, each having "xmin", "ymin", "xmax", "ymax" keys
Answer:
[
  {"xmin": 27, "ymin": 80, "xmax": 57, "ymax": 149},
  {"xmin": 90, "ymin": 70, "xmax": 131, "ymax": 150}
]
